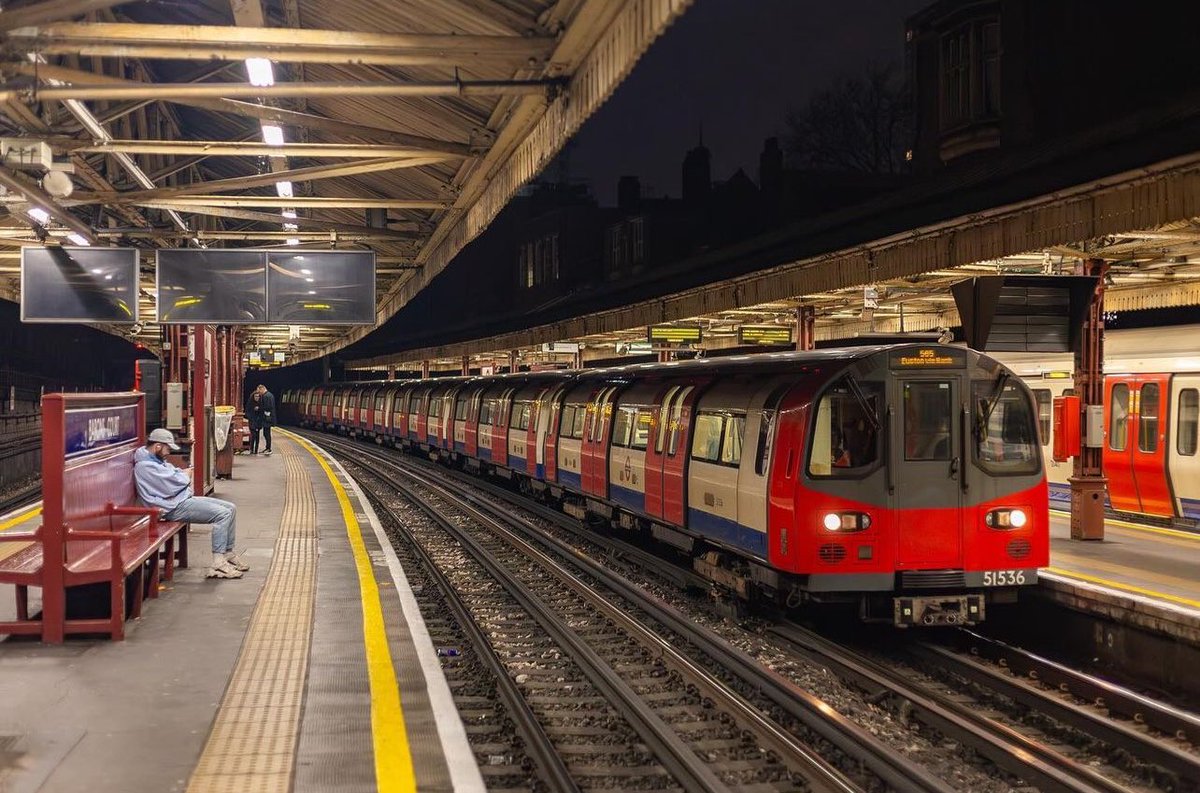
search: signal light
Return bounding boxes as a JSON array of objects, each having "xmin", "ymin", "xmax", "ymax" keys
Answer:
[
  {"xmin": 985, "ymin": 508, "xmax": 1028, "ymax": 529},
  {"xmin": 822, "ymin": 512, "xmax": 871, "ymax": 532}
]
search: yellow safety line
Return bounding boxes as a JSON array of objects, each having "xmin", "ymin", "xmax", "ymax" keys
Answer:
[
  {"xmin": 0, "ymin": 505, "xmax": 40, "ymax": 532},
  {"xmin": 1049, "ymin": 508, "xmax": 1200, "ymax": 542},
  {"xmin": 1045, "ymin": 565, "xmax": 1200, "ymax": 610},
  {"xmin": 290, "ymin": 432, "xmax": 416, "ymax": 793}
]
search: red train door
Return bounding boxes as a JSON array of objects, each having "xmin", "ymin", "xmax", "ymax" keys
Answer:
[
  {"xmin": 891, "ymin": 376, "xmax": 964, "ymax": 568},
  {"xmin": 581, "ymin": 386, "xmax": 617, "ymax": 496},
  {"xmin": 464, "ymin": 391, "xmax": 479, "ymax": 456},
  {"xmin": 544, "ymin": 393, "xmax": 562, "ymax": 482},
  {"xmin": 662, "ymin": 384, "xmax": 700, "ymax": 525},
  {"xmin": 1104, "ymin": 374, "xmax": 1173, "ymax": 517},
  {"xmin": 644, "ymin": 385, "xmax": 679, "ymax": 519}
]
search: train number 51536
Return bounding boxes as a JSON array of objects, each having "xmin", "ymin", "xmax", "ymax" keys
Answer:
[{"xmin": 982, "ymin": 569, "xmax": 1027, "ymax": 586}]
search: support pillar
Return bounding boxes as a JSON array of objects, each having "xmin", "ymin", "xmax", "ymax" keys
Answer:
[
  {"xmin": 421, "ymin": 360, "xmax": 430, "ymax": 379},
  {"xmin": 573, "ymin": 350, "xmax": 583, "ymax": 370},
  {"xmin": 796, "ymin": 305, "xmax": 816, "ymax": 351},
  {"xmin": 1070, "ymin": 259, "xmax": 1108, "ymax": 540},
  {"xmin": 386, "ymin": 365, "xmax": 396, "ymax": 381},
  {"xmin": 657, "ymin": 344, "xmax": 673, "ymax": 363},
  {"xmin": 461, "ymin": 355, "xmax": 470, "ymax": 376},
  {"xmin": 508, "ymin": 350, "xmax": 518, "ymax": 373}
]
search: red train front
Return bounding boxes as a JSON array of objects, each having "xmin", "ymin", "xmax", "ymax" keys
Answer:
[{"xmin": 287, "ymin": 343, "xmax": 1049, "ymax": 626}]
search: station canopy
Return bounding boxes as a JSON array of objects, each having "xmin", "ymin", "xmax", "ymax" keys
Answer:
[{"xmin": 0, "ymin": 0, "xmax": 692, "ymax": 357}]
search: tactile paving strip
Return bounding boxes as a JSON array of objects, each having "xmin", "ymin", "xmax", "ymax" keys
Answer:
[{"xmin": 186, "ymin": 441, "xmax": 317, "ymax": 793}]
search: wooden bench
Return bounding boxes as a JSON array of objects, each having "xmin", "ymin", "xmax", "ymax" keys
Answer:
[{"xmin": 0, "ymin": 393, "xmax": 189, "ymax": 643}]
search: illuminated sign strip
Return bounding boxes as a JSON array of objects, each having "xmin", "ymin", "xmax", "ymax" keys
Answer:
[{"xmin": 647, "ymin": 324, "xmax": 702, "ymax": 343}]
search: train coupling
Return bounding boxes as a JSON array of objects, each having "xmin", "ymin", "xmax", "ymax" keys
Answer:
[{"xmin": 893, "ymin": 594, "xmax": 985, "ymax": 627}]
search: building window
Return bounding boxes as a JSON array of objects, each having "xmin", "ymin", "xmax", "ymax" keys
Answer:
[
  {"xmin": 939, "ymin": 18, "xmax": 1001, "ymax": 132},
  {"xmin": 630, "ymin": 218, "xmax": 644, "ymax": 264}
]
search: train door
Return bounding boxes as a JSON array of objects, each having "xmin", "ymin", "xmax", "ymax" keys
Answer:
[
  {"xmin": 663, "ymin": 385, "xmax": 700, "ymax": 525},
  {"xmin": 581, "ymin": 386, "xmax": 617, "ymax": 496},
  {"xmin": 1168, "ymin": 376, "xmax": 1200, "ymax": 519},
  {"xmin": 644, "ymin": 385, "xmax": 681, "ymax": 519},
  {"xmin": 541, "ymin": 386, "xmax": 567, "ymax": 481},
  {"xmin": 891, "ymin": 376, "xmax": 964, "ymax": 568},
  {"xmin": 1105, "ymin": 374, "xmax": 1173, "ymax": 517}
]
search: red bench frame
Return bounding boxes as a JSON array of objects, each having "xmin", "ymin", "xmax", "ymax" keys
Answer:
[{"xmin": 0, "ymin": 393, "xmax": 189, "ymax": 643}]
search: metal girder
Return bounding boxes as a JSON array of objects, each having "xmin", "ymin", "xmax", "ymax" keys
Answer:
[
  {"xmin": 8, "ymin": 63, "xmax": 474, "ymax": 156},
  {"xmin": 0, "ymin": 78, "xmax": 554, "ymax": 103},
  {"xmin": 98, "ymin": 229, "xmax": 408, "ymax": 241},
  {"xmin": 0, "ymin": 165, "xmax": 96, "ymax": 241},
  {"xmin": 117, "ymin": 196, "xmax": 450, "ymax": 209},
  {"xmin": 6, "ymin": 21, "xmax": 557, "ymax": 66},
  {"xmin": 133, "ymin": 202, "xmax": 421, "ymax": 239},
  {"xmin": 0, "ymin": 0, "xmax": 139, "ymax": 32},
  {"xmin": 43, "ymin": 139, "xmax": 462, "ymax": 159},
  {"xmin": 70, "ymin": 156, "xmax": 449, "ymax": 202}
]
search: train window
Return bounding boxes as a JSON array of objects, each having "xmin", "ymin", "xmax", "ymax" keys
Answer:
[
  {"xmin": 904, "ymin": 382, "xmax": 952, "ymax": 462},
  {"xmin": 755, "ymin": 411, "xmax": 776, "ymax": 476},
  {"xmin": 691, "ymin": 413, "xmax": 725, "ymax": 463},
  {"xmin": 611, "ymin": 407, "xmax": 634, "ymax": 448},
  {"xmin": 512, "ymin": 401, "xmax": 532, "ymax": 431},
  {"xmin": 1033, "ymin": 389, "xmax": 1051, "ymax": 445},
  {"xmin": 375, "ymin": 395, "xmax": 385, "ymax": 412},
  {"xmin": 1138, "ymin": 384, "xmax": 1159, "ymax": 453},
  {"xmin": 1109, "ymin": 384, "xmax": 1129, "ymax": 451},
  {"xmin": 560, "ymin": 404, "xmax": 576, "ymax": 437},
  {"xmin": 455, "ymin": 398, "xmax": 469, "ymax": 421},
  {"xmin": 668, "ymin": 387, "xmax": 694, "ymax": 456},
  {"xmin": 656, "ymin": 387, "xmax": 680, "ymax": 453},
  {"xmin": 479, "ymin": 399, "xmax": 494, "ymax": 426},
  {"xmin": 721, "ymin": 414, "xmax": 746, "ymax": 466},
  {"xmin": 1178, "ymin": 389, "xmax": 1198, "ymax": 456},
  {"xmin": 428, "ymin": 398, "xmax": 441, "ymax": 418},
  {"xmin": 973, "ymin": 381, "xmax": 1039, "ymax": 474},
  {"xmin": 571, "ymin": 405, "xmax": 586, "ymax": 438},
  {"xmin": 631, "ymin": 410, "xmax": 652, "ymax": 450},
  {"xmin": 810, "ymin": 388, "xmax": 879, "ymax": 475}
]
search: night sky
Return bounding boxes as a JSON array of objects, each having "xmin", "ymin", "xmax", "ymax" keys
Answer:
[{"xmin": 566, "ymin": 0, "xmax": 930, "ymax": 205}]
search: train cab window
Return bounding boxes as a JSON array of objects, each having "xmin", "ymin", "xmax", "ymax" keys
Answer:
[
  {"xmin": 809, "ymin": 388, "xmax": 879, "ymax": 476},
  {"xmin": 1138, "ymin": 384, "xmax": 1159, "ymax": 453},
  {"xmin": 973, "ymin": 381, "xmax": 1039, "ymax": 474},
  {"xmin": 755, "ymin": 412, "xmax": 776, "ymax": 476},
  {"xmin": 1109, "ymin": 384, "xmax": 1129, "ymax": 451},
  {"xmin": 1178, "ymin": 389, "xmax": 1198, "ymax": 456},
  {"xmin": 611, "ymin": 407, "xmax": 634, "ymax": 447},
  {"xmin": 631, "ymin": 410, "xmax": 652, "ymax": 450},
  {"xmin": 691, "ymin": 413, "xmax": 725, "ymax": 462},
  {"xmin": 454, "ymin": 398, "xmax": 469, "ymax": 421},
  {"xmin": 904, "ymin": 382, "xmax": 951, "ymax": 462},
  {"xmin": 1033, "ymin": 388, "xmax": 1052, "ymax": 445}
]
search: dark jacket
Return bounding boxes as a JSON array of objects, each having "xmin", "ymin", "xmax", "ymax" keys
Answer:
[
  {"xmin": 260, "ymin": 391, "xmax": 277, "ymax": 425},
  {"xmin": 248, "ymin": 395, "xmax": 263, "ymax": 429}
]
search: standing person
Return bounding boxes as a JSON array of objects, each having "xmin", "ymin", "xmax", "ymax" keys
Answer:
[
  {"xmin": 134, "ymin": 428, "xmax": 250, "ymax": 579},
  {"xmin": 247, "ymin": 390, "xmax": 262, "ymax": 455},
  {"xmin": 256, "ymin": 384, "xmax": 276, "ymax": 455}
]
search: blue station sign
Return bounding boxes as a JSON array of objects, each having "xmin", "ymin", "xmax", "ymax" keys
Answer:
[{"xmin": 64, "ymin": 404, "xmax": 140, "ymax": 458}]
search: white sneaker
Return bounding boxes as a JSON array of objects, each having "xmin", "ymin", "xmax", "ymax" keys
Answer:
[
  {"xmin": 207, "ymin": 561, "xmax": 243, "ymax": 579},
  {"xmin": 224, "ymin": 551, "xmax": 250, "ymax": 572}
]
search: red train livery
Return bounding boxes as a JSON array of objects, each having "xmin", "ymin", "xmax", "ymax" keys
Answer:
[{"xmin": 283, "ymin": 345, "xmax": 1049, "ymax": 625}]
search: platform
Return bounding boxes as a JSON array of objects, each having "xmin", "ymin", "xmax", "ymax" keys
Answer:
[
  {"xmin": 0, "ymin": 433, "xmax": 483, "ymax": 793},
  {"xmin": 1045, "ymin": 511, "xmax": 1200, "ymax": 644}
]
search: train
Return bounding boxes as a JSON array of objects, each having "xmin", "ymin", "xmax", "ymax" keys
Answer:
[
  {"xmin": 281, "ymin": 343, "xmax": 1050, "ymax": 627},
  {"xmin": 996, "ymin": 325, "xmax": 1200, "ymax": 524}
]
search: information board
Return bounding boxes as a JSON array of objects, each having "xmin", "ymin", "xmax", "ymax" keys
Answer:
[
  {"xmin": 738, "ymin": 325, "xmax": 793, "ymax": 345},
  {"xmin": 156, "ymin": 249, "xmax": 267, "ymax": 324},
  {"xmin": 647, "ymin": 324, "xmax": 702, "ymax": 343},
  {"xmin": 267, "ymin": 250, "xmax": 375, "ymax": 324},
  {"xmin": 21, "ymin": 246, "xmax": 139, "ymax": 323}
]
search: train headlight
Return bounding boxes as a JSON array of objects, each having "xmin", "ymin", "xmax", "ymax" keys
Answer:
[
  {"xmin": 985, "ymin": 508, "xmax": 1028, "ymax": 529},
  {"xmin": 822, "ymin": 512, "xmax": 871, "ymax": 532}
]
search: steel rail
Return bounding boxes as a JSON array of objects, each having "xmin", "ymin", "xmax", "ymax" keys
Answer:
[
  {"xmin": 301, "ymin": 430, "xmax": 952, "ymax": 793},
  {"xmin": 771, "ymin": 622, "xmax": 1131, "ymax": 793},
  {"xmin": 334, "ymin": 442, "xmax": 734, "ymax": 793},
  {"xmin": 357, "ymin": 488, "xmax": 582, "ymax": 793},
  {"xmin": 927, "ymin": 629, "xmax": 1200, "ymax": 771}
]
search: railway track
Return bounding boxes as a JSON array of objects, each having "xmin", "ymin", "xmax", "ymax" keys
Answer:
[
  {"xmin": 0, "ymin": 481, "xmax": 39, "ymax": 518},
  {"xmin": 300, "ymin": 429, "xmax": 1200, "ymax": 792},
  {"xmin": 307, "ymin": 431, "xmax": 951, "ymax": 793}
]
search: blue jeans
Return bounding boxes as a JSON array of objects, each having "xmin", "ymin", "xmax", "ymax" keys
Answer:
[{"xmin": 164, "ymin": 496, "xmax": 236, "ymax": 553}]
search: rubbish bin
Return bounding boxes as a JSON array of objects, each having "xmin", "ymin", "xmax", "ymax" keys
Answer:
[{"xmin": 214, "ymin": 406, "xmax": 235, "ymax": 479}]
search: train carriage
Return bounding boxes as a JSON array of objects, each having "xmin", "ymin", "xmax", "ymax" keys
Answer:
[{"xmin": 294, "ymin": 344, "xmax": 1049, "ymax": 625}]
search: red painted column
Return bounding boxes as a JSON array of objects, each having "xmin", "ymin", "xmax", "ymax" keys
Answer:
[
  {"xmin": 40, "ymin": 393, "xmax": 66, "ymax": 643},
  {"xmin": 1070, "ymin": 259, "xmax": 1107, "ymax": 540},
  {"xmin": 421, "ymin": 360, "xmax": 430, "ymax": 379},
  {"xmin": 796, "ymin": 305, "xmax": 816, "ymax": 351}
]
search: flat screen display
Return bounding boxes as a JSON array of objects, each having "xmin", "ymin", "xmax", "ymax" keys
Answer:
[
  {"xmin": 267, "ymin": 250, "xmax": 375, "ymax": 324},
  {"xmin": 156, "ymin": 249, "xmax": 267, "ymax": 324},
  {"xmin": 21, "ymin": 246, "xmax": 140, "ymax": 323}
]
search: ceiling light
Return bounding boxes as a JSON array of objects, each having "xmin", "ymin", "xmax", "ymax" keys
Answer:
[
  {"xmin": 282, "ymin": 209, "xmax": 297, "ymax": 219},
  {"xmin": 261, "ymin": 124, "xmax": 285, "ymax": 146},
  {"xmin": 276, "ymin": 181, "xmax": 294, "ymax": 198},
  {"xmin": 245, "ymin": 58, "xmax": 275, "ymax": 87},
  {"xmin": 283, "ymin": 222, "xmax": 298, "ymax": 231},
  {"xmin": 90, "ymin": 268, "xmax": 102, "ymax": 274},
  {"xmin": 27, "ymin": 207, "xmax": 51, "ymax": 224},
  {"xmin": 68, "ymin": 233, "xmax": 91, "ymax": 246},
  {"xmin": 305, "ymin": 277, "xmax": 314, "ymax": 282},
  {"xmin": 307, "ymin": 290, "xmax": 316, "ymax": 295},
  {"xmin": 300, "ymin": 268, "xmax": 312, "ymax": 274},
  {"xmin": 287, "ymin": 238, "xmax": 301, "ymax": 246}
]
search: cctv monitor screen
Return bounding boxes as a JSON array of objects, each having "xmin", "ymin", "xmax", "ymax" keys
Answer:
[
  {"xmin": 156, "ymin": 249, "xmax": 267, "ymax": 323},
  {"xmin": 21, "ymin": 246, "xmax": 140, "ymax": 323},
  {"xmin": 267, "ymin": 250, "xmax": 375, "ymax": 324}
]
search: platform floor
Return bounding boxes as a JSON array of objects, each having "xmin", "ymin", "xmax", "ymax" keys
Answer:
[
  {"xmin": 1048, "ymin": 511, "xmax": 1200, "ymax": 612},
  {"xmin": 0, "ymin": 433, "xmax": 482, "ymax": 793}
]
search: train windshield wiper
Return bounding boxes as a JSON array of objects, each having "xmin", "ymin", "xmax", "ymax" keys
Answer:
[
  {"xmin": 844, "ymin": 374, "xmax": 880, "ymax": 431},
  {"xmin": 978, "ymin": 371, "xmax": 1011, "ymax": 436}
]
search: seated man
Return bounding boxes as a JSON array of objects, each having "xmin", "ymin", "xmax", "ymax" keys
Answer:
[{"xmin": 134, "ymin": 428, "xmax": 249, "ymax": 580}]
